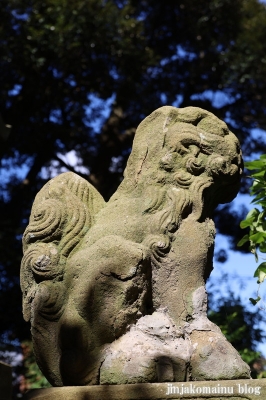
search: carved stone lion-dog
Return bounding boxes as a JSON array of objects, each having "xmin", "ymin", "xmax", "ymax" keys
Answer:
[{"xmin": 21, "ymin": 106, "xmax": 250, "ymax": 386}]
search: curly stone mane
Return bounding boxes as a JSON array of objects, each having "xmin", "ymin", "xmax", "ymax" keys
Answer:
[{"xmin": 119, "ymin": 106, "xmax": 243, "ymax": 230}]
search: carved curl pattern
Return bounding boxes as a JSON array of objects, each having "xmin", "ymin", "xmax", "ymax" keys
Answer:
[
  {"xmin": 31, "ymin": 281, "xmax": 65, "ymax": 322},
  {"xmin": 23, "ymin": 199, "xmax": 66, "ymax": 247},
  {"xmin": 21, "ymin": 243, "xmax": 60, "ymax": 283},
  {"xmin": 142, "ymin": 234, "xmax": 171, "ymax": 268},
  {"xmin": 21, "ymin": 172, "xmax": 105, "ymax": 321}
]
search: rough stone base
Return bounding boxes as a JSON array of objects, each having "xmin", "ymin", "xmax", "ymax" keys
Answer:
[
  {"xmin": 0, "ymin": 361, "xmax": 12, "ymax": 400},
  {"xmin": 25, "ymin": 380, "xmax": 266, "ymax": 400}
]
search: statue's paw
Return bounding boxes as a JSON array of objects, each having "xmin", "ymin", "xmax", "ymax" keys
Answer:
[{"xmin": 189, "ymin": 329, "xmax": 251, "ymax": 380}]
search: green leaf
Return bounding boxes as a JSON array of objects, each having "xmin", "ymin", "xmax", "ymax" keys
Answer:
[
  {"xmin": 237, "ymin": 234, "xmax": 250, "ymax": 247},
  {"xmin": 249, "ymin": 232, "xmax": 266, "ymax": 243},
  {"xmin": 245, "ymin": 208, "xmax": 260, "ymax": 220},
  {"xmin": 254, "ymin": 262, "xmax": 266, "ymax": 282},
  {"xmin": 240, "ymin": 218, "xmax": 254, "ymax": 229},
  {"xmin": 259, "ymin": 242, "xmax": 266, "ymax": 253},
  {"xmin": 245, "ymin": 160, "xmax": 265, "ymax": 169},
  {"xmin": 251, "ymin": 170, "xmax": 266, "ymax": 178},
  {"xmin": 251, "ymin": 184, "xmax": 264, "ymax": 195},
  {"xmin": 249, "ymin": 297, "xmax": 261, "ymax": 305},
  {"xmin": 251, "ymin": 198, "xmax": 266, "ymax": 205},
  {"xmin": 255, "ymin": 224, "xmax": 266, "ymax": 233}
]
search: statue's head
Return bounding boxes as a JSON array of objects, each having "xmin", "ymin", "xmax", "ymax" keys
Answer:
[{"xmin": 122, "ymin": 106, "xmax": 243, "ymax": 221}]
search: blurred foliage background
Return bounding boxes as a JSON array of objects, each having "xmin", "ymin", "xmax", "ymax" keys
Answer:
[{"xmin": 0, "ymin": 0, "xmax": 266, "ymax": 397}]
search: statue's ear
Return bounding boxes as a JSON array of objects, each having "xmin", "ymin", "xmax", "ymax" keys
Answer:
[{"xmin": 124, "ymin": 106, "xmax": 180, "ymax": 184}]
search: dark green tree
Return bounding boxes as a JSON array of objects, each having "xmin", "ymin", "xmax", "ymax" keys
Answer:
[
  {"xmin": 208, "ymin": 293, "xmax": 265, "ymax": 378},
  {"xmin": 1, "ymin": 0, "xmax": 266, "ymax": 385}
]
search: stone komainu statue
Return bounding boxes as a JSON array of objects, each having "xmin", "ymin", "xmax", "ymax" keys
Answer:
[{"xmin": 21, "ymin": 106, "xmax": 250, "ymax": 386}]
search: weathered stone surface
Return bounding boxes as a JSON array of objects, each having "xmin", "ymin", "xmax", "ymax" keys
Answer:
[
  {"xmin": 21, "ymin": 106, "xmax": 249, "ymax": 386},
  {"xmin": 25, "ymin": 380, "xmax": 266, "ymax": 400},
  {"xmin": 0, "ymin": 361, "xmax": 12, "ymax": 400}
]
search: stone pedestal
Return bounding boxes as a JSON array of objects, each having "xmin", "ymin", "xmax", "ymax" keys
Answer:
[
  {"xmin": 0, "ymin": 361, "xmax": 12, "ymax": 400},
  {"xmin": 25, "ymin": 380, "xmax": 266, "ymax": 400}
]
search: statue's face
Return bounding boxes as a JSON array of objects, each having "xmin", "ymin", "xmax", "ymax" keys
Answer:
[{"xmin": 158, "ymin": 122, "xmax": 242, "ymax": 202}]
